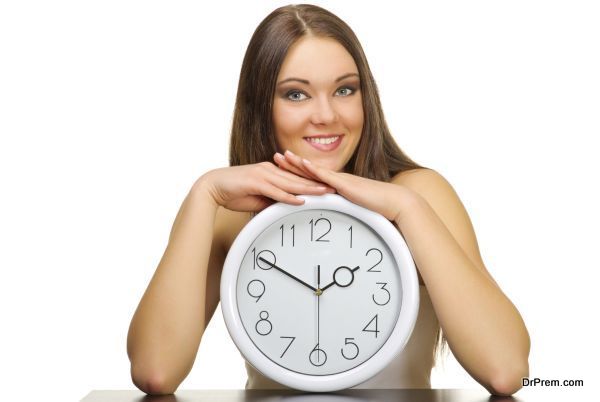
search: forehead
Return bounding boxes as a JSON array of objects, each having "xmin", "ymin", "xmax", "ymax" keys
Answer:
[{"xmin": 278, "ymin": 36, "xmax": 358, "ymax": 82}]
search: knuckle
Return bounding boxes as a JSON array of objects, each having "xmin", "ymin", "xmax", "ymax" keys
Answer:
[{"xmin": 253, "ymin": 163, "xmax": 270, "ymax": 177}]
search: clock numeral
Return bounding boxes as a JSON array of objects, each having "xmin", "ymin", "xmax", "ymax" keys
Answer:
[
  {"xmin": 309, "ymin": 218, "xmax": 331, "ymax": 242},
  {"xmin": 279, "ymin": 336, "xmax": 296, "ymax": 358},
  {"xmin": 247, "ymin": 279, "xmax": 265, "ymax": 303},
  {"xmin": 309, "ymin": 343, "xmax": 327, "ymax": 366},
  {"xmin": 362, "ymin": 314, "xmax": 380, "ymax": 338},
  {"xmin": 366, "ymin": 248, "xmax": 383, "ymax": 272},
  {"xmin": 341, "ymin": 337, "xmax": 359, "ymax": 360},
  {"xmin": 279, "ymin": 224, "xmax": 295, "ymax": 247},
  {"xmin": 255, "ymin": 311, "xmax": 272, "ymax": 336},
  {"xmin": 254, "ymin": 249, "xmax": 276, "ymax": 270},
  {"xmin": 372, "ymin": 282, "xmax": 391, "ymax": 306},
  {"xmin": 348, "ymin": 225, "xmax": 353, "ymax": 248}
]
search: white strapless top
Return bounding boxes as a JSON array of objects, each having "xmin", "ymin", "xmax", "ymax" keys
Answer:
[{"xmin": 245, "ymin": 284, "xmax": 439, "ymax": 389}]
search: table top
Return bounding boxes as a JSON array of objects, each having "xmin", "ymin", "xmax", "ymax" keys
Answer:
[{"xmin": 80, "ymin": 388, "xmax": 591, "ymax": 402}]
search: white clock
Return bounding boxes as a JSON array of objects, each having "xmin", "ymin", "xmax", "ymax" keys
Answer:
[{"xmin": 220, "ymin": 194, "xmax": 419, "ymax": 392}]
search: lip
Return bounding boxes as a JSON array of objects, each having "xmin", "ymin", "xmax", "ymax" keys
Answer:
[{"xmin": 303, "ymin": 134, "xmax": 344, "ymax": 152}]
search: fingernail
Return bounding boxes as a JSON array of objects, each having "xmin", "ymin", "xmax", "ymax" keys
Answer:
[
  {"xmin": 275, "ymin": 152, "xmax": 284, "ymax": 159},
  {"xmin": 302, "ymin": 158, "xmax": 311, "ymax": 164},
  {"xmin": 285, "ymin": 150, "xmax": 295, "ymax": 157}
]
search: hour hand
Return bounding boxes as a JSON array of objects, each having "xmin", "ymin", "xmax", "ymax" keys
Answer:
[
  {"xmin": 321, "ymin": 265, "xmax": 360, "ymax": 292},
  {"xmin": 258, "ymin": 257, "xmax": 317, "ymax": 292}
]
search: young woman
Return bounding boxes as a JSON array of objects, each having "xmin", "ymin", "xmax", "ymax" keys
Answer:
[{"xmin": 127, "ymin": 4, "xmax": 530, "ymax": 396}]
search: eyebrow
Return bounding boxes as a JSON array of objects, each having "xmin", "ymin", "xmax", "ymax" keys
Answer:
[{"xmin": 276, "ymin": 73, "xmax": 359, "ymax": 86}]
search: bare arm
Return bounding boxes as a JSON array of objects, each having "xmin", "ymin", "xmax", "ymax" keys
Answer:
[
  {"xmin": 126, "ymin": 163, "xmax": 334, "ymax": 395},
  {"xmin": 392, "ymin": 174, "xmax": 530, "ymax": 396},
  {"xmin": 126, "ymin": 182, "xmax": 222, "ymax": 394}
]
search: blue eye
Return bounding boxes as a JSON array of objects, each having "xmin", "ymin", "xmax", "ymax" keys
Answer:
[
  {"xmin": 336, "ymin": 86, "xmax": 355, "ymax": 97},
  {"xmin": 286, "ymin": 90, "xmax": 309, "ymax": 101},
  {"xmin": 283, "ymin": 86, "xmax": 356, "ymax": 101}
]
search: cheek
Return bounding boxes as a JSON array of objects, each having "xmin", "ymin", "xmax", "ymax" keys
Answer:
[
  {"xmin": 340, "ymin": 102, "xmax": 364, "ymax": 133},
  {"xmin": 273, "ymin": 104, "xmax": 308, "ymax": 139},
  {"xmin": 350, "ymin": 113, "xmax": 364, "ymax": 131}
]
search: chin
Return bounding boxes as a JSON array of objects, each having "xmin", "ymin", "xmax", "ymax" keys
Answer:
[{"xmin": 313, "ymin": 158, "xmax": 343, "ymax": 172}]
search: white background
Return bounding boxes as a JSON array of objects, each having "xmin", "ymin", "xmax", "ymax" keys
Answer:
[{"xmin": 0, "ymin": 1, "xmax": 598, "ymax": 401}]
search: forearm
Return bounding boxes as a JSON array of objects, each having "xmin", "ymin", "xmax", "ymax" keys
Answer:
[
  {"xmin": 394, "ymin": 192, "xmax": 530, "ymax": 394},
  {"xmin": 127, "ymin": 184, "xmax": 218, "ymax": 393}
]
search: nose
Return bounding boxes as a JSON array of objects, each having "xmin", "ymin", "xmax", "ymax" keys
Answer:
[{"xmin": 310, "ymin": 95, "xmax": 338, "ymax": 125}]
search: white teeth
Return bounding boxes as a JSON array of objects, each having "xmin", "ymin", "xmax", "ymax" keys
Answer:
[{"xmin": 307, "ymin": 136, "xmax": 339, "ymax": 145}]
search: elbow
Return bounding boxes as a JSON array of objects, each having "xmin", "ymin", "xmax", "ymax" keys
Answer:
[
  {"xmin": 486, "ymin": 361, "xmax": 529, "ymax": 396},
  {"xmin": 486, "ymin": 326, "xmax": 531, "ymax": 396},
  {"xmin": 130, "ymin": 364, "xmax": 179, "ymax": 395}
]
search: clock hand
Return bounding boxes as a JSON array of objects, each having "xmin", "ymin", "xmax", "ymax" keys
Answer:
[
  {"xmin": 315, "ymin": 264, "xmax": 323, "ymax": 296},
  {"xmin": 316, "ymin": 264, "xmax": 321, "ymax": 361},
  {"xmin": 321, "ymin": 265, "xmax": 360, "ymax": 293},
  {"xmin": 258, "ymin": 257, "xmax": 317, "ymax": 292}
]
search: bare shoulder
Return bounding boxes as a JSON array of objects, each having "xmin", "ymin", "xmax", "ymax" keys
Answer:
[
  {"xmin": 391, "ymin": 168, "xmax": 453, "ymax": 196},
  {"xmin": 391, "ymin": 168, "xmax": 470, "ymax": 242},
  {"xmin": 391, "ymin": 168, "xmax": 493, "ymax": 279},
  {"xmin": 391, "ymin": 168, "xmax": 467, "ymax": 215}
]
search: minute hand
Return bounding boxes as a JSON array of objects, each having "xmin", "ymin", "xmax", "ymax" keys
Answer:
[{"xmin": 258, "ymin": 257, "xmax": 317, "ymax": 292}]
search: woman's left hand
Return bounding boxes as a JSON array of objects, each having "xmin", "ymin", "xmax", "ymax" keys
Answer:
[{"xmin": 274, "ymin": 150, "xmax": 418, "ymax": 221}]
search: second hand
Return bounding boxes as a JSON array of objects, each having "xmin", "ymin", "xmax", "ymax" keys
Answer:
[{"xmin": 317, "ymin": 264, "xmax": 320, "ymax": 362}]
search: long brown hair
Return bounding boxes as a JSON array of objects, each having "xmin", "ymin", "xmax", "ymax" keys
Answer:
[
  {"xmin": 230, "ymin": 4, "xmax": 424, "ymax": 181},
  {"xmin": 229, "ymin": 3, "xmax": 447, "ymax": 364}
]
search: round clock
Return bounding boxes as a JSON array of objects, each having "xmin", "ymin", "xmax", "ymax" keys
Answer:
[{"xmin": 220, "ymin": 194, "xmax": 419, "ymax": 392}]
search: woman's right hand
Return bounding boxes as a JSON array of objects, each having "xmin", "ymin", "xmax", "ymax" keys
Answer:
[{"xmin": 194, "ymin": 161, "xmax": 336, "ymax": 213}]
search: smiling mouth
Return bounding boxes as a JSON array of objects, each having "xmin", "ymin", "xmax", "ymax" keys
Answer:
[{"xmin": 303, "ymin": 134, "xmax": 343, "ymax": 151}]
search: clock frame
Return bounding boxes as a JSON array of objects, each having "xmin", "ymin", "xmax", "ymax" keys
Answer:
[{"xmin": 221, "ymin": 194, "xmax": 419, "ymax": 392}]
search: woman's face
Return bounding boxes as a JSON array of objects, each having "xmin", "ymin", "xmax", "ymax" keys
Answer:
[{"xmin": 273, "ymin": 36, "xmax": 364, "ymax": 172}]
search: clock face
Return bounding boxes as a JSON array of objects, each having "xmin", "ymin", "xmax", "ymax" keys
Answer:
[{"xmin": 235, "ymin": 208, "xmax": 402, "ymax": 376}]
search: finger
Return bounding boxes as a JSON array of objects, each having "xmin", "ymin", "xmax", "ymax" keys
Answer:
[
  {"xmin": 271, "ymin": 155, "xmax": 335, "ymax": 192},
  {"xmin": 274, "ymin": 153, "xmax": 315, "ymax": 180},
  {"xmin": 276, "ymin": 152, "xmax": 320, "ymax": 182},
  {"xmin": 283, "ymin": 150, "xmax": 320, "ymax": 181},
  {"xmin": 266, "ymin": 172, "xmax": 332, "ymax": 196},
  {"xmin": 226, "ymin": 195, "xmax": 274, "ymax": 212},
  {"xmin": 262, "ymin": 159, "xmax": 327, "ymax": 188},
  {"xmin": 273, "ymin": 154, "xmax": 336, "ymax": 193},
  {"xmin": 258, "ymin": 182, "xmax": 305, "ymax": 205},
  {"xmin": 301, "ymin": 158, "xmax": 347, "ymax": 192}
]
